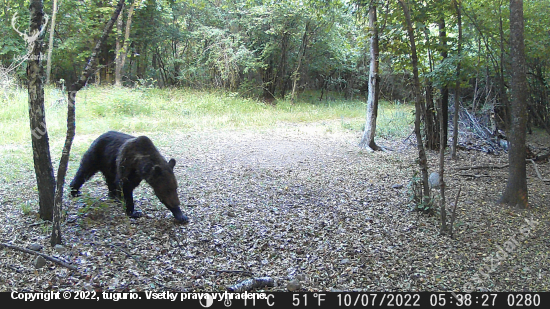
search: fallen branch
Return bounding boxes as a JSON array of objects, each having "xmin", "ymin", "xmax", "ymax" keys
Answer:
[
  {"xmin": 528, "ymin": 159, "xmax": 550, "ymax": 183},
  {"xmin": 111, "ymin": 244, "xmax": 148, "ymax": 269},
  {"xmin": 455, "ymin": 164, "xmax": 508, "ymax": 170},
  {"xmin": 227, "ymin": 277, "xmax": 275, "ymax": 292},
  {"xmin": 28, "ymin": 221, "xmax": 48, "ymax": 227},
  {"xmin": 534, "ymin": 153, "xmax": 550, "ymax": 162},
  {"xmin": 94, "ymin": 242, "xmax": 148, "ymax": 270},
  {"xmin": 457, "ymin": 173, "xmax": 493, "ymax": 178},
  {"xmin": 403, "ymin": 130, "xmax": 415, "ymax": 144},
  {"xmin": 0, "ymin": 242, "xmax": 78, "ymax": 271}
]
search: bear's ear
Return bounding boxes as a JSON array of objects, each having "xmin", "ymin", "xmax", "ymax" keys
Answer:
[{"xmin": 168, "ymin": 158, "xmax": 176, "ymax": 170}]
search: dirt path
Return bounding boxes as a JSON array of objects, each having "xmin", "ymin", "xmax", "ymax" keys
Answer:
[{"xmin": 1, "ymin": 123, "xmax": 549, "ymax": 292}]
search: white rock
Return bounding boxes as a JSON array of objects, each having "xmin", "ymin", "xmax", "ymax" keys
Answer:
[
  {"xmin": 428, "ymin": 172, "xmax": 440, "ymax": 189},
  {"xmin": 54, "ymin": 244, "xmax": 65, "ymax": 253}
]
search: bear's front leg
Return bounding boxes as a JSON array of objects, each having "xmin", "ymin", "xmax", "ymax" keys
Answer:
[{"xmin": 121, "ymin": 181, "xmax": 142, "ymax": 218}]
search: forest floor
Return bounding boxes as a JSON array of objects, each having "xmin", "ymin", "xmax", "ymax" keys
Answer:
[{"xmin": 1, "ymin": 121, "xmax": 549, "ymax": 292}]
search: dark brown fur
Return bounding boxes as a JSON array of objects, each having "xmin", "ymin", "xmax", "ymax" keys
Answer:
[{"xmin": 70, "ymin": 131, "xmax": 188, "ymax": 223}]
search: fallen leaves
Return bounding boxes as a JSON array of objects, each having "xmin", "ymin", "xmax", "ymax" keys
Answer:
[{"xmin": 1, "ymin": 122, "xmax": 549, "ymax": 292}]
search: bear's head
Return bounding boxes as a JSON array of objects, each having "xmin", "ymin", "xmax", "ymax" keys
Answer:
[{"xmin": 143, "ymin": 158, "xmax": 188, "ymax": 223}]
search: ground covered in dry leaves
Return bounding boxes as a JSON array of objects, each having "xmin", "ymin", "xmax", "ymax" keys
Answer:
[{"xmin": 1, "ymin": 122, "xmax": 549, "ymax": 292}]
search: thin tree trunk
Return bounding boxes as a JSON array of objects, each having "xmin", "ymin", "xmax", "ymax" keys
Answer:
[
  {"xmin": 439, "ymin": 14, "xmax": 449, "ymax": 149},
  {"xmin": 439, "ymin": 93, "xmax": 447, "ymax": 235},
  {"xmin": 398, "ymin": 0, "xmax": 430, "ymax": 200},
  {"xmin": 115, "ymin": 2, "xmax": 124, "ymax": 86},
  {"xmin": 45, "ymin": 0, "xmax": 59, "ymax": 84},
  {"xmin": 290, "ymin": 21, "xmax": 310, "ymax": 103},
  {"xmin": 115, "ymin": 1, "xmax": 135, "ymax": 86},
  {"xmin": 359, "ymin": 3, "xmax": 380, "ymax": 151},
  {"xmin": 119, "ymin": 1, "xmax": 135, "ymax": 78},
  {"xmin": 452, "ymin": 0, "xmax": 462, "ymax": 160},
  {"xmin": 425, "ymin": 83, "xmax": 439, "ymax": 150},
  {"xmin": 51, "ymin": 0, "xmax": 126, "ymax": 245},
  {"xmin": 423, "ymin": 28, "xmax": 439, "ymax": 151},
  {"xmin": 497, "ymin": 1, "xmax": 510, "ymax": 131},
  {"xmin": 499, "ymin": 0, "xmax": 528, "ymax": 208},
  {"xmin": 439, "ymin": 9, "xmax": 449, "ymax": 232},
  {"xmin": 275, "ymin": 30, "xmax": 290, "ymax": 99},
  {"xmin": 28, "ymin": 0, "xmax": 55, "ymax": 221}
]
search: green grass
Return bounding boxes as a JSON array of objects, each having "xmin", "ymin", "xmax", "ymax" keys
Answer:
[
  {"xmin": 0, "ymin": 85, "xmax": 413, "ymax": 145},
  {"xmin": 0, "ymin": 86, "xmax": 413, "ymax": 177}
]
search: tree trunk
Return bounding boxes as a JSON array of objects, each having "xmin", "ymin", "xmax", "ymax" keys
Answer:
[
  {"xmin": 51, "ymin": 0, "xmax": 126, "ymax": 245},
  {"xmin": 115, "ymin": 2, "xmax": 124, "ymax": 86},
  {"xmin": 451, "ymin": 0, "xmax": 462, "ymax": 160},
  {"xmin": 424, "ymin": 83, "xmax": 439, "ymax": 150},
  {"xmin": 120, "ymin": 1, "xmax": 135, "ymax": 79},
  {"xmin": 262, "ymin": 59, "xmax": 276, "ymax": 102},
  {"xmin": 45, "ymin": 0, "xmax": 59, "ymax": 84},
  {"xmin": 439, "ymin": 79, "xmax": 447, "ymax": 235},
  {"xmin": 497, "ymin": 1, "xmax": 510, "ymax": 131},
  {"xmin": 28, "ymin": 0, "xmax": 55, "ymax": 221},
  {"xmin": 359, "ymin": 3, "xmax": 380, "ymax": 152},
  {"xmin": 438, "ymin": 5, "xmax": 450, "ymax": 234},
  {"xmin": 275, "ymin": 30, "xmax": 290, "ymax": 99},
  {"xmin": 439, "ymin": 14, "xmax": 449, "ymax": 149},
  {"xmin": 499, "ymin": 0, "xmax": 528, "ymax": 208},
  {"xmin": 398, "ymin": 0, "xmax": 430, "ymax": 200},
  {"xmin": 423, "ymin": 28, "xmax": 439, "ymax": 151},
  {"xmin": 115, "ymin": 1, "xmax": 135, "ymax": 87},
  {"xmin": 290, "ymin": 21, "xmax": 310, "ymax": 103}
]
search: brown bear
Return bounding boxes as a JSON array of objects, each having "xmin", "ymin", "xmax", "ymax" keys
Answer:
[{"xmin": 69, "ymin": 131, "xmax": 188, "ymax": 223}]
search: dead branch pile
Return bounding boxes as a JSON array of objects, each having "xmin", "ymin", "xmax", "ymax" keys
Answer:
[{"xmin": 450, "ymin": 108, "xmax": 507, "ymax": 155}]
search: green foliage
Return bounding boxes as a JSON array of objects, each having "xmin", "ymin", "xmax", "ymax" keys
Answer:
[
  {"xmin": 76, "ymin": 196, "xmax": 110, "ymax": 215},
  {"xmin": 19, "ymin": 199, "xmax": 34, "ymax": 216},
  {"xmin": 407, "ymin": 172, "xmax": 435, "ymax": 215},
  {"xmin": 376, "ymin": 102, "xmax": 414, "ymax": 138},
  {"xmin": 0, "ymin": 85, "xmax": 412, "ymax": 146},
  {"xmin": 87, "ymin": 86, "xmax": 152, "ymax": 117},
  {"xmin": 1, "ymin": 0, "xmax": 549, "ymax": 131}
]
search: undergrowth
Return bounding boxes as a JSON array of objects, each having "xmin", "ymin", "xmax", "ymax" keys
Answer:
[
  {"xmin": 0, "ymin": 85, "xmax": 412, "ymax": 178},
  {"xmin": 0, "ymin": 85, "xmax": 413, "ymax": 145}
]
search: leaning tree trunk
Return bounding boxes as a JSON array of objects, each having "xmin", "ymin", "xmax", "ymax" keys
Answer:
[
  {"xmin": 499, "ymin": 0, "xmax": 528, "ymax": 208},
  {"xmin": 398, "ymin": 0, "xmax": 430, "ymax": 201},
  {"xmin": 51, "ymin": 0, "xmax": 126, "ymax": 245},
  {"xmin": 28, "ymin": 0, "xmax": 55, "ymax": 221},
  {"xmin": 359, "ymin": 3, "xmax": 381, "ymax": 152}
]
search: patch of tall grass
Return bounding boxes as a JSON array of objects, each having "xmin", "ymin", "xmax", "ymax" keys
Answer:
[{"xmin": 0, "ymin": 85, "xmax": 413, "ymax": 146}]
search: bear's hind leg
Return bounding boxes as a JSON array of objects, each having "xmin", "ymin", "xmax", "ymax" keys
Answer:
[
  {"xmin": 105, "ymin": 174, "xmax": 120, "ymax": 200},
  {"xmin": 70, "ymin": 152, "xmax": 99, "ymax": 197}
]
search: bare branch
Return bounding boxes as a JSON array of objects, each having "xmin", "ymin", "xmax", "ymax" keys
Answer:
[{"xmin": 0, "ymin": 242, "xmax": 78, "ymax": 271}]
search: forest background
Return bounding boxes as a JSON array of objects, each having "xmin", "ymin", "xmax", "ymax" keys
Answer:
[{"xmin": 1, "ymin": 0, "xmax": 550, "ymax": 293}]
